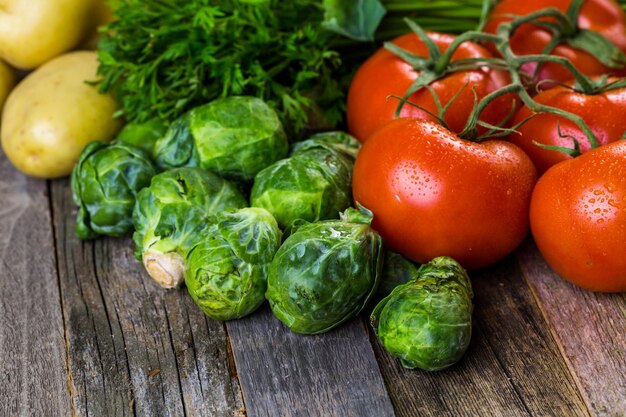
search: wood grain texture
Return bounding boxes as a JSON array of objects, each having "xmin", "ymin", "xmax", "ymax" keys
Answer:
[
  {"xmin": 372, "ymin": 254, "xmax": 589, "ymax": 417},
  {"xmin": 472, "ymin": 255, "xmax": 589, "ymax": 417},
  {"xmin": 227, "ymin": 305, "xmax": 396, "ymax": 417},
  {"xmin": 517, "ymin": 239, "xmax": 626, "ymax": 417},
  {"xmin": 0, "ymin": 154, "xmax": 71, "ymax": 417},
  {"xmin": 51, "ymin": 179, "xmax": 244, "ymax": 417}
]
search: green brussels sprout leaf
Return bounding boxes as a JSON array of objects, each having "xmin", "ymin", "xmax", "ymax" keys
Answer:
[
  {"xmin": 153, "ymin": 96, "xmax": 289, "ymax": 182},
  {"xmin": 251, "ymin": 132, "xmax": 359, "ymax": 229},
  {"xmin": 132, "ymin": 167, "xmax": 247, "ymax": 288},
  {"xmin": 71, "ymin": 141, "xmax": 157, "ymax": 239},
  {"xmin": 185, "ymin": 207, "xmax": 282, "ymax": 320},
  {"xmin": 266, "ymin": 207, "xmax": 383, "ymax": 334},
  {"xmin": 378, "ymin": 250, "xmax": 420, "ymax": 295},
  {"xmin": 116, "ymin": 118, "xmax": 168, "ymax": 154},
  {"xmin": 291, "ymin": 131, "xmax": 361, "ymax": 160},
  {"xmin": 371, "ymin": 256, "xmax": 474, "ymax": 371}
]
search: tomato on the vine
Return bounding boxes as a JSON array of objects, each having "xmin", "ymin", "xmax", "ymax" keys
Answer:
[
  {"xmin": 484, "ymin": 0, "xmax": 626, "ymax": 85},
  {"xmin": 352, "ymin": 118, "xmax": 537, "ymax": 270},
  {"xmin": 508, "ymin": 80, "xmax": 626, "ymax": 174},
  {"xmin": 346, "ymin": 31, "xmax": 515, "ymax": 142},
  {"xmin": 530, "ymin": 140, "xmax": 626, "ymax": 292}
]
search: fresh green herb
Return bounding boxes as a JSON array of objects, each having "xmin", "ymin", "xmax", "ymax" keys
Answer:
[{"xmin": 97, "ymin": 0, "xmax": 355, "ymax": 133}]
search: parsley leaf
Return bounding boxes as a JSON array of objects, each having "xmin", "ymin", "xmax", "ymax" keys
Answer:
[{"xmin": 97, "ymin": 0, "xmax": 354, "ymax": 134}]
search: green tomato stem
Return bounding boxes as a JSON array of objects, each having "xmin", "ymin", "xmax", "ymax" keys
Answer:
[
  {"xmin": 492, "ymin": 18, "xmax": 600, "ymax": 149},
  {"xmin": 564, "ymin": 0, "xmax": 584, "ymax": 36},
  {"xmin": 433, "ymin": 31, "xmax": 502, "ymax": 73}
]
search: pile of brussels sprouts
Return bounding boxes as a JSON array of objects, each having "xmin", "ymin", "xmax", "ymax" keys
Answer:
[{"xmin": 71, "ymin": 95, "xmax": 474, "ymax": 372}]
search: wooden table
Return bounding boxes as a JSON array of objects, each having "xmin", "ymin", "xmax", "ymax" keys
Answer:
[{"xmin": 1, "ymin": 152, "xmax": 625, "ymax": 417}]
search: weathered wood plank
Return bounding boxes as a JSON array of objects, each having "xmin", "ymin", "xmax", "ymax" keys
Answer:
[
  {"xmin": 472, "ymin": 255, "xmax": 589, "ymax": 416},
  {"xmin": 52, "ymin": 179, "xmax": 244, "ymax": 417},
  {"xmin": 517, "ymin": 239, "xmax": 626, "ymax": 417},
  {"xmin": 372, "ymin": 254, "xmax": 589, "ymax": 417},
  {"xmin": 227, "ymin": 305, "xmax": 396, "ymax": 417},
  {"xmin": 0, "ymin": 154, "xmax": 71, "ymax": 416}
]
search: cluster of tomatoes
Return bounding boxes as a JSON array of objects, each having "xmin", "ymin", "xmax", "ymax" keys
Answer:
[{"xmin": 349, "ymin": 0, "xmax": 626, "ymax": 293}]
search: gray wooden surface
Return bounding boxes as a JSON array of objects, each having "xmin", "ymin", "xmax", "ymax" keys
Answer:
[{"xmin": 1, "ymin": 152, "xmax": 625, "ymax": 417}]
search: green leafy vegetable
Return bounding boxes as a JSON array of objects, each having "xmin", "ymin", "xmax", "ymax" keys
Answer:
[
  {"xmin": 97, "ymin": 0, "xmax": 352, "ymax": 133},
  {"xmin": 132, "ymin": 167, "xmax": 247, "ymax": 289},
  {"xmin": 266, "ymin": 207, "xmax": 383, "ymax": 334},
  {"xmin": 378, "ymin": 250, "xmax": 419, "ymax": 295},
  {"xmin": 376, "ymin": 0, "xmax": 490, "ymax": 39},
  {"xmin": 153, "ymin": 96, "xmax": 288, "ymax": 182},
  {"xmin": 185, "ymin": 207, "xmax": 282, "ymax": 320},
  {"xmin": 371, "ymin": 256, "xmax": 474, "ymax": 371},
  {"xmin": 71, "ymin": 141, "xmax": 157, "ymax": 239},
  {"xmin": 322, "ymin": 0, "xmax": 386, "ymax": 41},
  {"xmin": 250, "ymin": 131, "xmax": 360, "ymax": 229},
  {"xmin": 116, "ymin": 119, "xmax": 168, "ymax": 154}
]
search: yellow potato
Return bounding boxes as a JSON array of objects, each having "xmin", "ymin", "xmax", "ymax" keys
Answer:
[
  {"xmin": 0, "ymin": 60, "xmax": 16, "ymax": 114},
  {"xmin": 0, "ymin": 0, "xmax": 92, "ymax": 69},
  {"xmin": 1, "ymin": 51, "xmax": 122, "ymax": 179},
  {"xmin": 81, "ymin": 0, "xmax": 115, "ymax": 50}
]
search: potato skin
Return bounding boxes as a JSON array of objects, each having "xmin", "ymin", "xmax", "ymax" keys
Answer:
[
  {"xmin": 0, "ymin": 60, "xmax": 16, "ymax": 114},
  {"xmin": 0, "ymin": 0, "xmax": 92, "ymax": 69},
  {"xmin": 81, "ymin": 0, "xmax": 115, "ymax": 50},
  {"xmin": 1, "ymin": 51, "xmax": 121, "ymax": 179}
]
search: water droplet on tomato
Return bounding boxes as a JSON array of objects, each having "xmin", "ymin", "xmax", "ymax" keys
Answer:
[
  {"xmin": 605, "ymin": 183, "xmax": 617, "ymax": 193},
  {"xmin": 597, "ymin": 218, "xmax": 605, "ymax": 224}
]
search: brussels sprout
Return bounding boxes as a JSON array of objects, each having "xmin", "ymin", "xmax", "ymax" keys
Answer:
[
  {"xmin": 291, "ymin": 131, "xmax": 361, "ymax": 159},
  {"xmin": 250, "ymin": 131, "xmax": 360, "ymax": 229},
  {"xmin": 133, "ymin": 167, "xmax": 247, "ymax": 288},
  {"xmin": 371, "ymin": 256, "xmax": 474, "ymax": 371},
  {"xmin": 116, "ymin": 118, "xmax": 167, "ymax": 154},
  {"xmin": 153, "ymin": 96, "xmax": 288, "ymax": 182},
  {"xmin": 379, "ymin": 250, "xmax": 420, "ymax": 295},
  {"xmin": 185, "ymin": 207, "xmax": 282, "ymax": 320},
  {"xmin": 71, "ymin": 140, "xmax": 157, "ymax": 239},
  {"xmin": 266, "ymin": 207, "xmax": 383, "ymax": 334}
]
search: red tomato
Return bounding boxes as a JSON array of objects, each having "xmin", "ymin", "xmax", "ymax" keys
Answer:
[
  {"xmin": 508, "ymin": 80, "xmax": 626, "ymax": 174},
  {"xmin": 352, "ymin": 118, "xmax": 537, "ymax": 270},
  {"xmin": 484, "ymin": 0, "xmax": 626, "ymax": 85},
  {"xmin": 530, "ymin": 141, "xmax": 626, "ymax": 292},
  {"xmin": 346, "ymin": 31, "xmax": 515, "ymax": 142}
]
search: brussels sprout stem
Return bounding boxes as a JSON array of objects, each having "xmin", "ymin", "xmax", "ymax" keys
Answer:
[{"xmin": 143, "ymin": 251, "xmax": 186, "ymax": 289}]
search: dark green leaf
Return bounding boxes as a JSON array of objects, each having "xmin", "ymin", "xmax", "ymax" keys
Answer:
[{"xmin": 322, "ymin": 0, "xmax": 386, "ymax": 42}]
